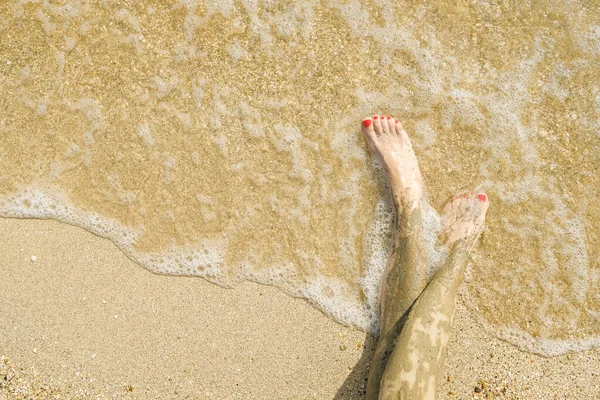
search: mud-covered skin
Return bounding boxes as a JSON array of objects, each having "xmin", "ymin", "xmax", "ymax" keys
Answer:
[
  {"xmin": 366, "ymin": 207, "xmax": 428, "ymax": 400},
  {"xmin": 380, "ymin": 208, "xmax": 428, "ymax": 339},
  {"xmin": 377, "ymin": 193, "xmax": 488, "ymax": 399},
  {"xmin": 379, "ymin": 244, "xmax": 470, "ymax": 400}
]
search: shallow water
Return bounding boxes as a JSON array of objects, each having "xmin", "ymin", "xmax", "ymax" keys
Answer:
[{"xmin": 1, "ymin": 0, "xmax": 598, "ymax": 356}]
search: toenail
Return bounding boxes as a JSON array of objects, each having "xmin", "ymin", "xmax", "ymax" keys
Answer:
[
  {"xmin": 387, "ymin": 116, "xmax": 392, "ymax": 119},
  {"xmin": 362, "ymin": 119, "xmax": 372, "ymax": 128},
  {"xmin": 478, "ymin": 193, "xmax": 487, "ymax": 202},
  {"xmin": 373, "ymin": 115, "xmax": 379, "ymax": 119}
]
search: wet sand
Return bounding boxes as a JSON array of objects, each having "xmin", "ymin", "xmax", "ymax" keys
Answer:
[
  {"xmin": 1, "ymin": 217, "xmax": 598, "ymax": 399},
  {"xmin": 3, "ymin": 0, "xmax": 599, "ymax": 356}
]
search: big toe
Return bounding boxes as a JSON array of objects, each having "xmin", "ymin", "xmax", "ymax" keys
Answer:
[
  {"xmin": 465, "ymin": 191, "xmax": 489, "ymax": 217},
  {"xmin": 476, "ymin": 192, "xmax": 489, "ymax": 211},
  {"xmin": 361, "ymin": 117, "xmax": 376, "ymax": 140},
  {"xmin": 464, "ymin": 192, "xmax": 489, "ymax": 217}
]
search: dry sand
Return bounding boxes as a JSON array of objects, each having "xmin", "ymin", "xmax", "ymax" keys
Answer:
[{"xmin": 1, "ymin": 217, "xmax": 598, "ymax": 399}]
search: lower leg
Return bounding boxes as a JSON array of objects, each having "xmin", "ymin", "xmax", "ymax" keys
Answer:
[
  {"xmin": 360, "ymin": 116, "xmax": 428, "ymax": 399},
  {"xmin": 379, "ymin": 207, "xmax": 428, "ymax": 336},
  {"xmin": 379, "ymin": 244, "xmax": 469, "ymax": 400},
  {"xmin": 378, "ymin": 192, "xmax": 489, "ymax": 400},
  {"xmin": 365, "ymin": 206, "xmax": 428, "ymax": 400}
]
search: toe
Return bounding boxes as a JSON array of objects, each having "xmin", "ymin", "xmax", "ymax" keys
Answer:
[
  {"xmin": 386, "ymin": 116, "xmax": 395, "ymax": 134},
  {"xmin": 477, "ymin": 192, "xmax": 490, "ymax": 211},
  {"xmin": 443, "ymin": 195, "xmax": 461, "ymax": 214},
  {"xmin": 468, "ymin": 191, "xmax": 488, "ymax": 208},
  {"xmin": 465, "ymin": 191, "xmax": 477, "ymax": 203},
  {"xmin": 381, "ymin": 116, "xmax": 391, "ymax": 135},
  {"xmin": 393, "ymin": 118, "xmax": 402, "ymax": 136},
  {"xmin": 443, "ymin": 198, "xmax": 454, "ymax": 214},
  {"xmin": 373, "ymin": 115, "xmax": 383, "ymax": 136},
  {"xmin": 361, "ymin": 117, "xmax": 376, "ymax": 141},
  {"xmin": 396, "ymin": 120, "xmax": 411, "ymax": 144},
  {"xmin": 454, "ymin": 191, "xmax": 469, "ymax": 201}
]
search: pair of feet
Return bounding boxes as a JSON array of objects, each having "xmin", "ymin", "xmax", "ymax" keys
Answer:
[{"xmin": 360, "ymin": 115, "xmax": 488, "ymax": 249}]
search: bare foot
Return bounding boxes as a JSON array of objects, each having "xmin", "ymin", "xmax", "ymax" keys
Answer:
[
  {"xmin": 439, "ymin": 191, "xmax": 489, "ymax": 251},
  {"xmin": 361, "ymin": 115, "xmax": 423, "ymax": 210}
]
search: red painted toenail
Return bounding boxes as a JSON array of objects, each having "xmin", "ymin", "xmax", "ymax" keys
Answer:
[
  {"xmin": 373, "ymin": 115, "xmax": 379, "ymax": 119},
  {"xmin": 387, "ymin": 116, "xmax": 392, "ymax": 119},
  {"xmin": 362, "ymin": 119, "xmax": 372, "ymax": 128},
  {"xmin": 478, "ymin": 193, "xmax": 487, "ymax": 202}
]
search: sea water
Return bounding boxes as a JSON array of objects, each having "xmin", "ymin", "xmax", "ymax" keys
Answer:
[{"xmin": 0, "ymin": 0, "xmax": 598, "ymax": 357}]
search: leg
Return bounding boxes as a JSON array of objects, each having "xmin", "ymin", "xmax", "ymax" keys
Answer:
[
  {"xmin": 379, "ymin": 192, "xmax": 489, "ymax": 400},
  {"xmin": 360, "ymin": 115, "xmax": 428, "ymax": 399}
]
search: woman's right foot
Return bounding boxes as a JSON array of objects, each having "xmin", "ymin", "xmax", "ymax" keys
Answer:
[
  {"xmin": 439, "ymin": 192, "xmax": 489, "ymax": 251},
  {"xmin": 360, "ymin": 115, "xmax": 423, "ymax": 211}
]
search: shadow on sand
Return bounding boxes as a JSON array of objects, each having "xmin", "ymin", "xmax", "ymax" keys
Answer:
[{"xmin": 334, "ymin": 334, "xmax": 377, "ymax": 400}]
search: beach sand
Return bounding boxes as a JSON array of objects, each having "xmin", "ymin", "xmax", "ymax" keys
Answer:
[{"xmin": 1, "ymin": 217, "xmax": 598, "ymax": 399}]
